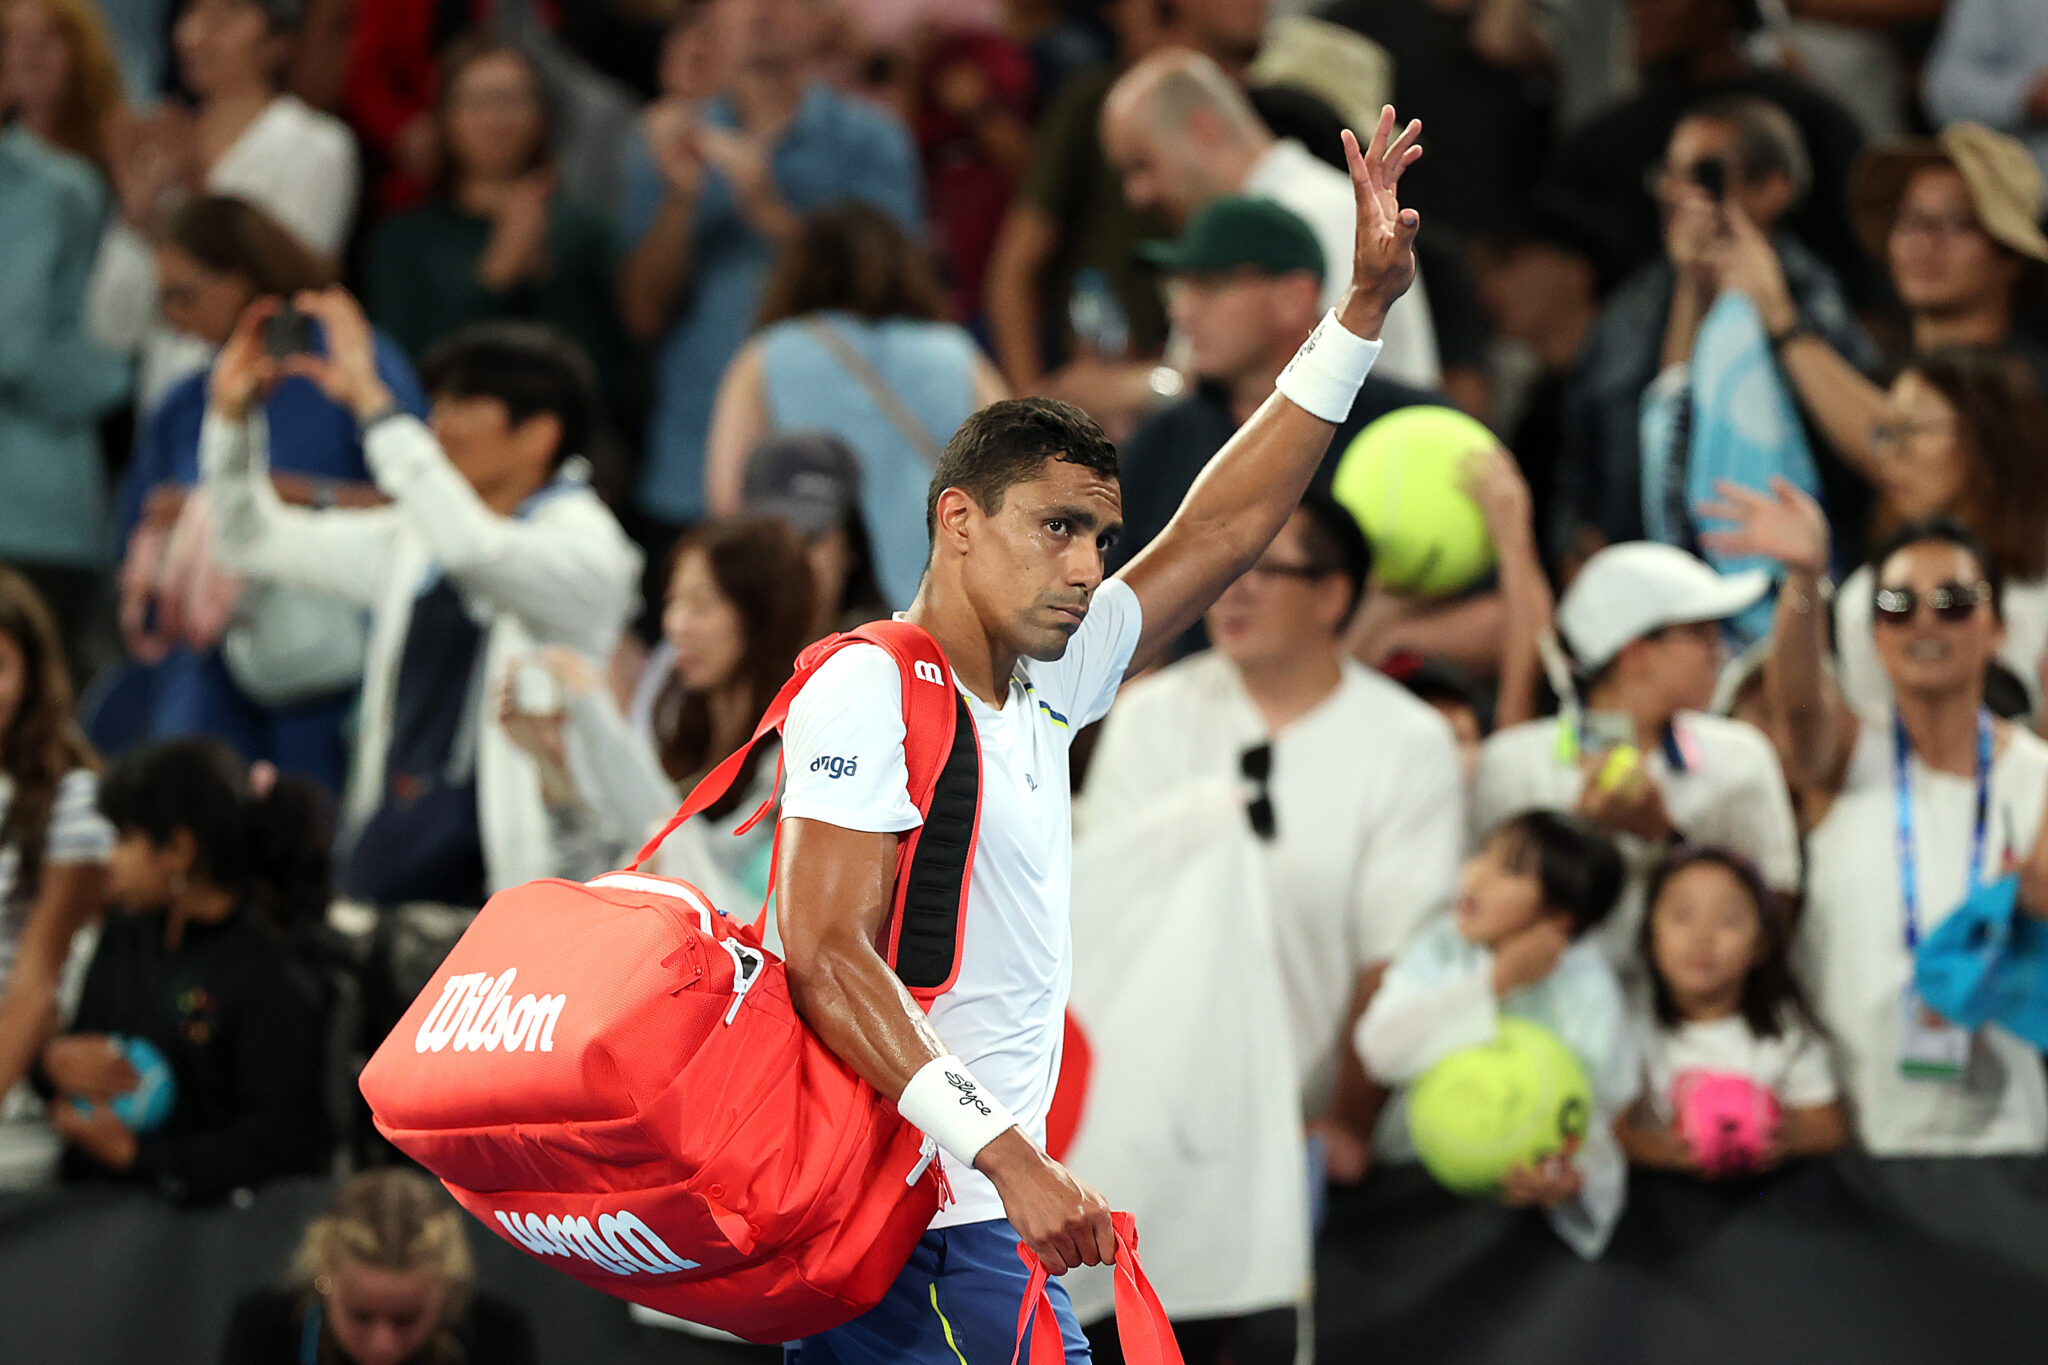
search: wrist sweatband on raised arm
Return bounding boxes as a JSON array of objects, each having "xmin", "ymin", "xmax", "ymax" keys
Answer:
[
  {"xmin": 897, "ymin": 1054, "xmax": 1019, "ymax": 1166},
  {"xmin": 1275, "ymin": 310, "xmax": 1383, "ymax": 423}
]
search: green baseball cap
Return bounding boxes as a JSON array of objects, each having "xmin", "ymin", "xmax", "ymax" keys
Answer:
[{"xmin": 1138, "ymin": 196, "xmax": 1326, "ymax": 282}]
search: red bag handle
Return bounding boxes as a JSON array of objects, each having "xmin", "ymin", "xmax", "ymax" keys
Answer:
[{"xmin": 1011, "ymin": 1213, "xmax": 1182, "ymax": 1365}]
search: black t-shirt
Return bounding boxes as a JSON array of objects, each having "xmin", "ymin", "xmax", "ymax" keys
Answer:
[
  {"xmin": 56, "ymin": 908, "xmax": 326, "ymax": 1203},
  {"xmin": 220, "ymin": 1288, "xmax": 537, "ymax": 1365}
]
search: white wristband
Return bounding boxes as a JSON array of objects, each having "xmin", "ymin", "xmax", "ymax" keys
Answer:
[
  {"xmin": 1275, "ymin": 309, "xmax": 1382, "ymax": 423},
  {"xmin": 896, "ymin": 1055, "xmax": 1018, "ymax": 1166}
]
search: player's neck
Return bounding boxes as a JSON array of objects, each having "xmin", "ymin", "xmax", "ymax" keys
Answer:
[
  {"xmin": 904, "ymin": 593, "xmax": 1016, "ymax": 709},
  {"xmin": 1235, "ymin": 646, "xmax": 1342, "ymax": 734}
]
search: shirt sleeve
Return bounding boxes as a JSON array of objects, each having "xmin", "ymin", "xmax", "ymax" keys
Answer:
[
  {"xmin": 44, "ymin": 770, "xmax": 113, "ymax": 867},
  {"xmin": 1350, "ymin": 716, "xmax": 1464, "ymax": 965},
  {"xmin": 1022, "ymin": 576, "xmax": 1144, "ymax": 734},
  {"xmin": 778, "ymin": 645, "xmax": 922, "ymax": 834},
  {"xmin": 1704, "ymin": 724, "xmax": 1805, "ymax": 893},
  {"xmin": 1777, "ymin": 1018, "xmax": 1841, "ymax": 1108},
  {"xmin": 1353, "ymin": 927, "xmax": 1501, "ymax": 1084}
]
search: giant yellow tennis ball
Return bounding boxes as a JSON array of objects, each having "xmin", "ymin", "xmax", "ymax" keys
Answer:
[
  {"xmin": 1406, "ymin": 1017, "xmax": 1593, "ymax": 1197},
  {"xmin": 1331, "ymin": 406, "xmax": 1499, "ymax": 596}
]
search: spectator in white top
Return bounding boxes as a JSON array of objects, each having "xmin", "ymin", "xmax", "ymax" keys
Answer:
[
  {"xmin": 0, "ymin": 568, "xmax": 112, "ymax": 1186},
  {"xmin": 91, "ymin": 0, "xmax": 359, "ymax": 414},
  {"xmin": 1615, "ymin": 844, "xmax": 1845, "ymax": 1178},
  {"xmin": 1705, "ymin": 484, "xmax": 2048, "ymax": 1156},
  {"xmin": 1081, "ymin": 489, "xmax": 1463, "ymax": 1179},
  {"xmin": 1098, "ymin": 46, "xmax": 1440, "ymax": 391},
  {"xmin": 197, "ymin": 292, "xmax": 641, "ymax": 903},
  {"xmin": 1470, "ymin": 542, "xmax": 1802, "ymax": 971}
]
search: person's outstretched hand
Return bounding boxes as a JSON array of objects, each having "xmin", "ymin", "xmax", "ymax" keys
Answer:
[
  {"xmin": 1697, "ymin": 476, "xmax": 1831, "ymax": 576},
  {"xmin": 1337, "ymin": 106, "xmax": 1423, "ymax": 338}
]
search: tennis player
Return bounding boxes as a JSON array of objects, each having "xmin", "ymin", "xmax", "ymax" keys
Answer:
[{"xmin": 778, "ymin": 108, "xmax": 1425, "ymax": 1364}]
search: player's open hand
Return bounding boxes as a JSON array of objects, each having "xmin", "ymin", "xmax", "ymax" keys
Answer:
[
  {"xmin": 978, "ymin": 1128, "xmax": 1116, "ymax": 1274},
  {"xmin": 1338, "ymin": 106, "xmax": 1423, "ymax": 337}
]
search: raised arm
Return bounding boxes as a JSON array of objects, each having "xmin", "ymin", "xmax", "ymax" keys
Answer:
[
  {"xmin": 1118, "ymin": 109, "xmax": 1423, "ymax": 673},
  {"xmin": 1698, "ymin": 477, "xmax": 1854, "ymax": 793}
]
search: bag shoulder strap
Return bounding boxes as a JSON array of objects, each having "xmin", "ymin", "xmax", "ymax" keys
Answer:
[
  {"xmin": 802, "ymin": 318, "xmax": 946, "ymax": 469},
  {"xmin": 627, "ymin": 623, "xmax": 981, "ymax": 998}
]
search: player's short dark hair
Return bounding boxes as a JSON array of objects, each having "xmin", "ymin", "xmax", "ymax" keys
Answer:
[
  {"xmin": 420, "ymin": 321, "xmax": 600, "ymax": 471},
  {"xmin": 925, "ymin": 398, "xmax": 1119, "ymax": 540},
  {"xmin": 1294, "ymin": 489, "xmax": 1373, "ymax": 622},
  {"xmin": 1487, "ymin": 809, "xmax": 1625, "ymax": 939}
]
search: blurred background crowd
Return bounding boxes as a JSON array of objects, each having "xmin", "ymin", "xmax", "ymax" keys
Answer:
[{"xmin": 5, "ymin": 0, "xmax": 2048, "ymax": 1361}]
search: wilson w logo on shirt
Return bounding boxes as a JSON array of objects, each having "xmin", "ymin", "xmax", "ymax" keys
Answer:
[
  {"xmin": 493, "ymin": 1207, "xmax": 701, "ymax": 1275},
  {"xmin": 414, "ymin": 969, "xmax": 566, "ymax": 1054}
]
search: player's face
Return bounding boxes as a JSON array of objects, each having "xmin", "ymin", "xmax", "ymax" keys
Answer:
[{"xmin": 961, "ymin": 460, "xmax": 1123, "ymax": 663}]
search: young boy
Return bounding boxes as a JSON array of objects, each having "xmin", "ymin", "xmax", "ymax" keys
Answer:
[{"xmin": 1355, "ymin": 809, "xmax": 1637, "ymax": 1257}]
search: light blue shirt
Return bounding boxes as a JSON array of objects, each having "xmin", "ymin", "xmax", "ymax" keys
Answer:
[
  {"xmin": 620, "ymin": 85, "xmax": 923, "ymax": 525},
  {"xmin": 0, "ymin": 125, "xmax": 130, "ymax": 567},
  {"xmin": 1925, "ymin": 0, "xmax": 2048, "ymax": 186},
  {"xmin": 758, "ymin": 313, "xmax": 982, "ymax": 607}
]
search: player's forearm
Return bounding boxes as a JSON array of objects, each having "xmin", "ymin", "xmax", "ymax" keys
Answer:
[{"xmin": 783, "ymin": 930, "xmax": 949, "ymax": 1099}]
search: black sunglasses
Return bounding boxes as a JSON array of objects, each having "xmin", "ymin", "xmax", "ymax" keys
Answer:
[
  {"xmin": 1873, "ymin": 581, "xmax": 1992, "ymax": 626},
  {"xmin": 1241, "ymin": 743, "xmax": 1275, "ymax": 842}
]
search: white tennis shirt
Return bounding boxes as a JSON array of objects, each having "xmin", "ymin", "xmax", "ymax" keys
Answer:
[{"xmin": 778, "ymin": 579, "xmax": 1144, "ymax": 1228}]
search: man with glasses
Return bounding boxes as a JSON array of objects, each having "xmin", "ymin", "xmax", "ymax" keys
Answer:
[
  {"xmin": 1558, "ymin": 93, "xmax": 1870, "ymax": 569},
  {"xmin": 1708, "ymin": 483, "xmax": 2048, "ymax": 1159},
  {"xmin": 1469, "ymin": 540, "xmax": 1802, "ymax": 974},
  {"xmin": 1081, "ymin": 490, "xmax": 1464, "ymax": 1186}
]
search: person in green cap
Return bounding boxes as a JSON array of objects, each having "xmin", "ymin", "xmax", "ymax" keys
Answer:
[{"xmin": 1108, "ymin": 195, "xmax": 1439, "ymax": 645}]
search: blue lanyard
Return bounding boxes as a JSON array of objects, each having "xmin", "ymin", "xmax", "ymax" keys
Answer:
[{"xmin": 1892, "ymin": 709, "xmax": 1994, "ymax": 950}]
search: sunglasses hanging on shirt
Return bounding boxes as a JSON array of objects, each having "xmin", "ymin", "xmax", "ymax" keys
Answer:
[
  {"xmin": 1240, "ymin": 742, "xmax": 1276, "ymax": 842},
  {"xmin": 1873, "ymin": 581, "xmax": 1992, "ymax": 626}
]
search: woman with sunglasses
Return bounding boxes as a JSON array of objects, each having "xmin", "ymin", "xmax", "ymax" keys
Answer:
[
  {"xmin": 1705, "ymin": 484, "xmax": 2048, "ymax": 1159},
  {"xmin": 1828, "ymin": 348, "xmax": 2048, "ymax": 719}
]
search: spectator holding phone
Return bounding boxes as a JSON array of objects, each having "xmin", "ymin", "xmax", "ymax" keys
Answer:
[
  {"xmin": 1471, "ymin": 542, "xmax": 1801, "ymax": 973},
  {"xmin": 197, "ymin": 292, "xmax": 640, "ymax": 910},
  {"xmin": 90, "ymin": 0, "xmax": 359, "ymax": 414},
  {"xmin": 113, "ymin": 196, "xmax": 425, "ymax": 796},
  {"xmin": 1559, "ymin": 94, "xmax": 1869, "ymax": 568}
]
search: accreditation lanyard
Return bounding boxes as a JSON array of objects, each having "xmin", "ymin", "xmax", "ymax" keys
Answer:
[{"xmin": 1892, "ymin": 708, "xmax": 1994, "ymax": 951}]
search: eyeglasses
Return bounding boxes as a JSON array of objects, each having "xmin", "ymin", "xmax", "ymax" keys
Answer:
[
  {"xmin": 1870, "ymin": 418, "xmax": 1957, "ymax": 456},
  {"xmin": 1890, "ymin": 211, "xmax": 1984, "ymax": 241},
  {"xmin": 1241, "ymin": 742, "xmax": 1275, "ymax": 842},
  {"xmin": 1873, "ymin": 581, "xmax": 1992, "ymax": 625}
]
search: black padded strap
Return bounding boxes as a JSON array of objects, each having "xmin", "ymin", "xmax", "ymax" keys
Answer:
[{"xmin": 892, "ymin": 695, "xmax": 980, "ymax": 990}]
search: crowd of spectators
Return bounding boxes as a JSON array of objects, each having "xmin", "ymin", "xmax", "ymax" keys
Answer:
[{"xmin": 4, "ymin": 0, "xmax": 2048, "ymax": 1359}]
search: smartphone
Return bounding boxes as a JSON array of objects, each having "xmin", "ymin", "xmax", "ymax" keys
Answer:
[
  {"xmin": 1581, "ymin": 710, "xmax": 1636, "ymax": 757},
  {"xmin": 513, "ymin": 662, "xmax": 563, "ymax": 716},
  {"xmin": 1691, "ymin": 159, "xmax": 1727, "ymax": 204},
  {"xmin": 264, "ymin": 304, "xmax": 313, "ymax": 360}
]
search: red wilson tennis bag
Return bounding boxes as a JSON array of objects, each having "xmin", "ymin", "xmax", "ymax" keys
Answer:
[{"xmin": 358, "ymin": 621, "xmax": 984, "ymax": 1342}]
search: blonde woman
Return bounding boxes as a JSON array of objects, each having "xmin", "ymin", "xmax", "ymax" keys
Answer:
[{"xmin": 220, "ymin": 1170, "xmax": 535, "ymax": 1365}]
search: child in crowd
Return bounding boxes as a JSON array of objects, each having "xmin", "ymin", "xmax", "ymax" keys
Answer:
[
  {"xmin": 35, "ymin": 738, "xmax": 329, "ymax": 1202},
  {"xmin": 1356, "ymin": 810, "xmax": 1638, "ymax": 1258},
  {"xmin": 1617, "ymin": 847, "xmax": 1845, "ymax": 1176}
]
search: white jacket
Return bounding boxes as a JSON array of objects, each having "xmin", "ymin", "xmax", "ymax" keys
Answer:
[{"xmin": 200, "ymin": 408, "xmax": 641, "ymax": 893}]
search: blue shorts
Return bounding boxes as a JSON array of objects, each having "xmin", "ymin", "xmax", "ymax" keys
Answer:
[{"xmin": 787, "ymin": 1219, "xmax": 1092, "ymax": 1365}]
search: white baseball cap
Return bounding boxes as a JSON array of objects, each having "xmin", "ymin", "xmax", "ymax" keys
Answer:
[{"xmin": 1556, "ymin": 542, "xmax": 1771, "ymax": 672}]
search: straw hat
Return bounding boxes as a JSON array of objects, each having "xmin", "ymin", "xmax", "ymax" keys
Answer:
[{"xmin": 1849, "ymin": 122, "xmax": 2048, "ymax": 266}]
